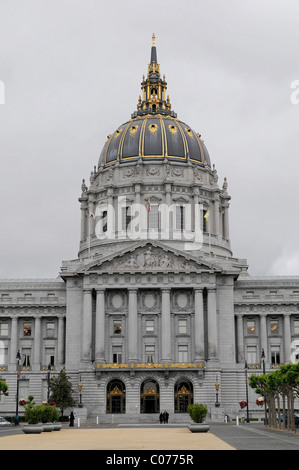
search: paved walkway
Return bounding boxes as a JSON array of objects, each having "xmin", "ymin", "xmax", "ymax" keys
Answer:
[
  {"xmin": 0, "ymin": 425, "xmax": 234, "ymax": 450},
  {"xmin": 1, "ymin": 423, "xmax": 299, "ymax": 451}
]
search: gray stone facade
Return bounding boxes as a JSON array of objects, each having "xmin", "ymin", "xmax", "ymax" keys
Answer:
[{"xmin": 1, "ymin": 38, "xmax": 299, "ymax": 423}]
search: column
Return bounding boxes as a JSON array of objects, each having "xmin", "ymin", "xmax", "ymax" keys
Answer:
[
  {"xmin": 57, "ymin": 316, "xmax": 65, "ymax": 365},
  {"xmin": 284, "ymin": 314, "xmax": 291, "ymax": 364},
  {"xmin": 207, "ymin": 288, "xmax": 217, "ymax": 359},
  {"xmin": 80, "ymin": 205, "xmax": 87, "ymax": 241},
  {"xmin": 214, "ymin": 199, "xmax": 220, "ymax": 236},
  {"xmin": 82, "ymin": 290, "xmax": 93, "ymax": 362},
  {"xmin": 33, "ymin": 316, "xmax": 41, "ymax": 370},
  {"xmin": 236, "ymin": 314, "xmax": 244, "ymax": 363},
  {"xmin": 194, "ymin": 289, "xmax": 205, "ymax": 360},
  {"xmin": 9, "ymin": 317, "xmax": 18, "ymax": 368},
  {"xmin": 95, "ymin": 289, "xmax": 105, "ymax": 362},
  {"xmin": 260, "ymin": 313, "xmax": 268, "ymax": 360},
  {"xmin": 128, "ymin": 288, "xmax": 138, "ymax": 362},
  {"xmin": 161, "ymin": 288, "xmax": 172, "ymax": 362},
  {"xmin": 223, "ymin": 206, "xmax": 230, "ymax": 239}
]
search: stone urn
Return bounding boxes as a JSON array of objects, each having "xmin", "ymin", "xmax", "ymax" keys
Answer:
[
  {"xmin": 42, "ymin": 423, "xmax": 54, "ymax": 432},
  {"xmin": 53, "ymin": 423, "xmax": 62, "ymax": 431},
  {"xmin": 187, "ymin": 423, "xmax": 210, "ymax": 433},
  {"xmin": 187, "ymin": 404, "xmax": 209, "ymax": 433},
  {"xmin": 22, "ymin": 424, "xmax": 44, "ymax": 434}
]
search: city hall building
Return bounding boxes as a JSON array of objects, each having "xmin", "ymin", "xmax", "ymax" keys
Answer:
[{"xmin": 1, "ymin": 36, "xmax": 299, "ymax": 422}]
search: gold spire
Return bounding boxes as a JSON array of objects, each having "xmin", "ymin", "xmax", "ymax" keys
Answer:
[{"xmin": 152, "ymin": 33, "xmax": 155, "ymax": 46}]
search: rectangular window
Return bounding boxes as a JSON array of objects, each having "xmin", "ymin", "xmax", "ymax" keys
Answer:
[
  {"xmin": 203, "ymin": 209, "xmax": 208, "ymax": 233},
  {"xmin": 0, "ymin": 346, "xmax": 7, "ymax": 365},
  {"xmin": 145, "ymin": 345, "xmax": 155, "ymax": 363},
  {"xmin": 176, "ymin": 206, "xmax": 184, "ymax": 231},
  {"xmin": 271, "ymin": 346, "xmax": 280, "ymax": 366},
  {"xmin": 102, "ymin": 210, "xmax": 107, "ymax": 233},
  {"xmin": 122, "ymin": 206, "xmax": 131, "ymax": 232},
  {"xmin": 246, "ymin": 320, "xmax": 255, "ymax": 335},
  {"xmin": 178, "ymin": 319, "xmax": 187, "ymax": 334},
  {"xmin": 294, "ymin": 320, "xmax": 299, "ymax": 335},
  {"xmin": 178, "ymin": 345, "xmax": 188, "ymax": 362},
  {"xmin": 0, "ymin": 323, "xmax": 8, "ymax": 336},
  {"xmin": 113, "ymin": 346, "xmax": 122, "ymax": 363},
  {"xmin": 270, "ymin": 320, "xmax": 279, "ymax": 335},
  {"xmin": 148, "ymin": 205, "xmax": 159, "ymax": 230},
  {"xmin": 46, "ymin": 322, "xmax": 55, "ymax": 338},
  {"xmin": 23, "ymin": 323, "xmax": 32, "ymax": 337},
  {"xmin": 146, "ymin": 320, "xmax": 154, "ymax": 333},
  {"xmin": 247, "ymin": 345, "xmax": 257, "ymax": 364},
  {"xmin": 113, "ymin": 320, "xmax": 122, "ymax": 335},
  {"xmin": 45, "ymin": 348, "xmax": 55, "ymax": 367},
  {"xmin": 22, "ymin": 348, "xmax": 31, "ymax": 367}
]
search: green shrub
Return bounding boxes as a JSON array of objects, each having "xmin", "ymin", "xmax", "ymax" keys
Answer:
[
  {"xmin": 187, "ymin": 403, "xmax": 208, "ymax": 423},
  {"xmin": 23, "ymin": 396, "xmax": 60, "ymax": 424}
]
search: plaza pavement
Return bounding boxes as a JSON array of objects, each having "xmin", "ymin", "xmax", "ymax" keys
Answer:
[
  {"xmin": 0, "ymin": 425, "xmax": 234, "ymax": 450},
  {"xmin": 1, "ymin": 422, "xmax": 299, "ymax": 451}
]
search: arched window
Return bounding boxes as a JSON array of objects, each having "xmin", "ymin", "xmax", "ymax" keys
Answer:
[
  {"xmin": 106, "ymin": 379, "xmax": 126, "ymax": 413},
  {"xmin": 174, "ymin": 379, "xmax": 193, "ymax": 413},
  {"xmin": 140, "ymin": 379, "xmax": 160, "ymax": 413}
]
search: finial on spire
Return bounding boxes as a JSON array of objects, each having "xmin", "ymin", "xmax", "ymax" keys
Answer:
[{"xmin": 152, "ymin": 33, "xmax": 155, "ymax": 46}]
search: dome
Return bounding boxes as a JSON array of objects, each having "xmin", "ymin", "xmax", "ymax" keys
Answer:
[
  {"xmin": 98, "ymin": 34, "xmax": 210, "ymax": 169},
  {"xmin": 98, "ymin": 115, "xmax": 211, "ymax": 168}
]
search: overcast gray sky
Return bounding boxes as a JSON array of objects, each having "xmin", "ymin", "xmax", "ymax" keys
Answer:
[{"xmin": 0, "ymin": 0, "xmax": 299, "ymax": 278}]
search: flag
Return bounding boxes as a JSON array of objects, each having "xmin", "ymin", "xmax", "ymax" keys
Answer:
[
  {"xmin": 204, "ymin": 209, "xmax": 209, "ymax": 220},
  {"xmin": 89, "ymin": 213, "xmax": 95, "ymax": 220},
  {"xmin": 147, "ymin": 201, "xmax": 151, "ymax": 212}
]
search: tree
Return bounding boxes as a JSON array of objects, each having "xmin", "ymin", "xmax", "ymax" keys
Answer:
[
  {"xmin": 0, "ymin": 380, "xmax": 8, "ymax": 397},
  {"xmin": 49, "ymin": 368, "xmax": 75, "ymax": 417},
  {"xmin": 249, "ymin": 363, "xmax": 299, "ymax": 433}
]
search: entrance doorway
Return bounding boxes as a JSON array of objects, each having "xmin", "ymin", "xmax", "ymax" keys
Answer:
[
  {"xmin": 140, "ymin": 380, "xmax": 160, "ymax": 413},
  {"xmin": 174, "ymin": 379, "xmax": 193, "ymax": 413},
  {"xmin": 106, "ymin": 379, "xmax": 126, "ymax": 413}
]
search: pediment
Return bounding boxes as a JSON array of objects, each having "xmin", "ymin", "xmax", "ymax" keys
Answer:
[{"xmin": 81, "ymin": 241, "xmax": 222, "ymax": 274}]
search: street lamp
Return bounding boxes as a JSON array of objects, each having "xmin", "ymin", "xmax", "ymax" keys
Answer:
[
  {"xmin": 244, "ymin": 361, "xmax": 250, "ymax": 423},
  {"xmin": 78, "ymin": 375, "xmax": 83, "ymax": 408},
  {"xmin": 15, "ymin": 350, "xmax": 21, "ymax": 425},
  {"xmin": 261, "ymin": 348, "xmax": 265, "ymax": 374},
  {"xmin": 47, "ymin": 363, "xmax": 51, "ymax": 403},
  {"xmin": 214, "ymin": 380, "xmax": 220, "ymax": 407}
]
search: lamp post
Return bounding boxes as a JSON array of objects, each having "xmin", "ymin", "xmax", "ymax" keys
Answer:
[
  {"xmin": 244, "ymin": 361, "xmax": 250, "ymax": 423},
  {"xmin": 15, "ymin": 350, "xmax": 21, "ymax": 425},
  {"xmin": 47, "ymin": 363, "xmax": 51, "ymax": 403},
  {"xmin": 215, "ymin": 380, "xmax": 220, "ymax": 407},
  {"xmin": 261, "ymin": 349, "xmax": 265, "ymax": 374},
  {"xmin": 78, "ymin": 375, "xmax": 83, "ymax": 408},
  {"xmin": 261, "ymin": 349, "xmax": 267, "ymax": 426}
]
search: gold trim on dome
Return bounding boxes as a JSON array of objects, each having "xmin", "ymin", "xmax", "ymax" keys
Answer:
[
  {"xmin": 185, "ymin": 128, "xmax": 194, "ymax": 138},
  {"xmin": 114, "ymin": 129, "xmax": 122, "ymax": 139},
  {"xmin": 148, "ymin": 123, "xmax": 158, "ymax": 134},
  {"xmin": 168, "ymin": 124, "xmax": 178, "ymax": 135},
  {"xmin": 129, "ymin": 125, "xmax": 139, "ymax": 135}
]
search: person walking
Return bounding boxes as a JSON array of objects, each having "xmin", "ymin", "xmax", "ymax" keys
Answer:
[
  {"xmin": 159, "ymin": 412, "xmax": 164, "ymax": 424},
  {"xmin": 69, "ymin": 411, "xmax": 75, "ymax": 427},
  {"xmin": 164, "ymin": 410, "xmax": 169, "ymax": 424}
]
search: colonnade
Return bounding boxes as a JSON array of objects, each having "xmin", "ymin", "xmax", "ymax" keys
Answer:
[
  {"xmin": 82, "ymin": 287, "xmax": 218, "ymax": 364},
  {"xmin": 236, "ymin": 313, "xmax": 293, "ymax": 364},
  {"xmin": 8, "ymin": 315, "xmax": 65, "ymax": 370}
]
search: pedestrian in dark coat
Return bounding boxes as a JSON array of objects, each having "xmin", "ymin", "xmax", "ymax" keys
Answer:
[
  {"xmin": 164, "ymin": 410, "xmax": 169, "ymax": 424},
  {"xmin": 159, "ymin": 412, "xmax": 163, "ymax": 424},
  {"xmin": 69, "ymin": 411, "xmax": 75, "ymax": 427}
]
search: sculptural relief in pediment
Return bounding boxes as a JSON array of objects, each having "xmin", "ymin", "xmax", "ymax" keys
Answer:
[{"xmin": 97, "ymin": 246, "xmax": 205, "ymax": 273}]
